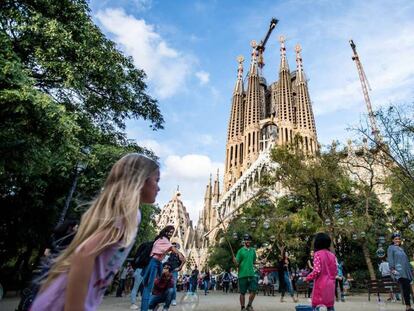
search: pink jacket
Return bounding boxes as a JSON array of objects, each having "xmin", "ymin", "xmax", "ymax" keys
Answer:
[{"xmin": 305, "ymin": 249, "xmax": 337, "ymax": 307}]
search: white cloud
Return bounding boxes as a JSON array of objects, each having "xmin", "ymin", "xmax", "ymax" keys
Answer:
[
  {"xmin": 195, "ymin": 70, "xmax": 210, "ymax": 85},
  {"xmin": 95, "ymin": 8, "xmax": 192, "ymax": 99},
  {"xmin": 156, "ymin": 154, "xmax": 224, "ymax": 222},
  {"xmin": 137, "ymin": 139, "xmax": 173, "ymax": 158},
  {"xmin": 163, "ymin": 154, "xmax": 223, "ymax": 180},
  {"xmin": 307, "ymin": 4, "xmax": 414, "ymax": 116}
]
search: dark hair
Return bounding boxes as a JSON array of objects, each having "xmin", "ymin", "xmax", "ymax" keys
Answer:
[
  {"xmin": 156, "ymin": 225, "xmax": 175, "ymax": 240},
  {"xmin": 53, "ymin": 219, "xmax": 78, "ymax": 239},
  {"xmin": 313, "ymin": 232, "xmax": 331, "ymax": 251},
  {"xmin": 391, "ymin": 232, "xmax": 401, "ymax": 241}
]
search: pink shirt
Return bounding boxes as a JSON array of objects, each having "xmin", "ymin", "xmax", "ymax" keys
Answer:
[
  {"xmin": 31, "ymin": 211, "xmax": 141, "ymax": 311},
  {"xmin": 305, "ymin": 249, "xmax": 337, "ymax": 308},
  {"xmin": 150, "ymin": 237, "xmax": 172, "ymax": 261}
]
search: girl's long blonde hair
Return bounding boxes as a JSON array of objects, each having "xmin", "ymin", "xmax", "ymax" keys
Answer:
[{"xmin": 42, "ymin": 153, "xmax": 159, "ymax": 289}]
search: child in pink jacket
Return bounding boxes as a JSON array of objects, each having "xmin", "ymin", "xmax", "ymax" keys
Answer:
[{"xmin": 305, "ymin": 233, "xmax": 337, "ymax": 311}]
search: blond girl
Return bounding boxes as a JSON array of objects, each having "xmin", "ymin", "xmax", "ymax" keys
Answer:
[{"xmin": 31, "ymin": 153, "xmax": 160, "ymax": 310}]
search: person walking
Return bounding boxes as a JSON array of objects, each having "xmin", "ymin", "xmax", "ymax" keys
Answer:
[
  {"xmin": 166, "ymin": 241, "xmax": 185, "ymax": 306},
  {"xmin": 335, "ymin": 259, "xmax": 345, "ymax": 302},
  {"xmin": 306, "ymin": 250, "xmax": 314, "ymax": 299},
  {"xmin": 30, "ymin": 153, "xmax": 160, "ymax": 311},
  {"xmin": 222, "ymin": 269, "xmax": 231, "ymax": 293},
  {"xmin": 190, "ymin": 265, "xmax": 199, "ymax": 293},
  {"xmin": 141, "ymin": 226, "xmax": 184, "ymax": 311},
  {"xmin": 116, "ymin": 263, "xmax": 133, "ymax": 297},
  {"xmin": 278, "ymin": 252, "xmax": 298, "ymax": 303},
  {"xmin": 203, "ymin": 270, "xmax": 211, "ymax": 295},
  {"xmin": 387, "ymin": 233, "xmax": 414, "ymax": 311},
  {"xmin": 130, "ymin": 266, "xmax": 143, "ymax": 309},
  {"xmin": 233, "ymin": 234, "xmax": 257, "ymax": 311},
  {"xmin": 305, "ymin": 232, "xmax": 337, "ymax": 311}
]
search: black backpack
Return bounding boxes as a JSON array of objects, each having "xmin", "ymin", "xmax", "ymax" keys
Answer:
[
  {"xmin": 166, "ymin": 253, "xmax": 182, "ymax": 270},
  {"xmin": 16, "ymin": 233, "xmax": 76, "ymax": 311},
  {"xmin": 133, "ymin": 240, "xmax": 154, "ymax": 269}
]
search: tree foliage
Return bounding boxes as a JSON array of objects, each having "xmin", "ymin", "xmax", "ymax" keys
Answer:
[
  {"xmin": 0, "ymin": 0, "xmax": 163, "ymax": 289},
  {"xmin": 208, "ymin": 144, "xmax": 388, "ymax": 282}
]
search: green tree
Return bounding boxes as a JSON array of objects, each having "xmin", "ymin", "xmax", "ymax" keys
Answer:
[
  {"xmin": 270, "ymin": 144, "xmax": 387, "ymax": 280},
  {"xmin": 0, "ymin": 0, "xmax": 163, "ymax": 288},
  {"xmin": 1, "ymin": 0, "xmax": 163, "ymax": 133}
]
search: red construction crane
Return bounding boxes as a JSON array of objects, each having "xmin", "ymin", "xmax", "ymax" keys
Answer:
[{"xmin": 349, "ymin": 39, "xmax": 381, "ymax": 143}]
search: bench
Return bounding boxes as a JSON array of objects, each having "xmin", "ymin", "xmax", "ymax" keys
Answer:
[
  {"xmin": 366, "ymin": 278, "xmax": 399, "ymax": 301},
  {"xmin": 296, "ymin": 281, "xmax": 309, "ymax": 298}
]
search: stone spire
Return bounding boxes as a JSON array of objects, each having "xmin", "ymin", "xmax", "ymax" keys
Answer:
[
  {"xmin": 242, "ymin": 40, "xmax": 262, "ymax": 171},
  {"xmin": 224, "ymin": 56, "xmax": 245, "ymax": 191},
  {"xmin": 276, "ymin": 35, "xmax": 295, "ymax": 146},
  {"xmin": 157, "ymin": 191, "xmax": 194, "ymax": 250},
  {"xmin": 294, "ymin": 44, "xmax": 318, "ymax": 153},
  {"xmin": 213, "ymin": 169, "xmax": 220, "ymax": 203},
  {"xmin": 202, "ymin": 174, "xmax": 212, "ymax": 230}
]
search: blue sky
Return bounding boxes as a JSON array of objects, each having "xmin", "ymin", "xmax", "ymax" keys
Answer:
[{"xmin": 89, "ymin": 0, "xmax": 414, "ymax": 223}]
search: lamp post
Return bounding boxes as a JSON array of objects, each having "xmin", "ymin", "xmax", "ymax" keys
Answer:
[{"xmin": 57, "ymin": 146, "xmax": 91, "ymax": 226}]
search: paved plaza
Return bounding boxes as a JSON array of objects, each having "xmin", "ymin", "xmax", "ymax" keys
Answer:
[{"xmin": 0, "ymin": 291, "xmax": 406, "ymax": 311}]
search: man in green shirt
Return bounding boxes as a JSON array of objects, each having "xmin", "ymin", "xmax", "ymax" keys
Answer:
[{"xmin": 234, "ymin": 234, "xmax": 257, "ymax": 311}]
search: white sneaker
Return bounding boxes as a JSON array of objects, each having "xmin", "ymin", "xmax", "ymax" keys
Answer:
[
  {"xmin": 130, "ymin": 304, "xmax": 139, "ymax": 310},
  {"xmin": 171, "ymin": 300, "xmax": 177, "ymax": 306}
]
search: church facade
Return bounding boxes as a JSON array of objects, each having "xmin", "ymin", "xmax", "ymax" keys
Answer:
[{"xmin": 156, "ymin": 36, "xmax": 319, "ymax": 268}]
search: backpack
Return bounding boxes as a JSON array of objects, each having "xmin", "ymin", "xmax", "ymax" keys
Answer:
[
  {"xmin": 17, "ymin": 233, "xmax": 75, "ymax": 311},
  {"xmin": 223, "ymin": 272, "xmax": 230, "ymax": 282},
  {"xmin": 133, "ymin": 240, "xmax": 155, "ymax": 269},
  {"xmin": 166, "ymin": 253, "xmax": 182, "ymax": 270}
]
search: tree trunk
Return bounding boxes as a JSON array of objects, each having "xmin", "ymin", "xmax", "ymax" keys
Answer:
[{"xmin": 362, "ymin": 241, "xmax": 376, "ymax": 280}]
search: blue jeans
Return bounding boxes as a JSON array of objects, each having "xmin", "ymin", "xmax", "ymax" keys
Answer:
[
  {"xmin": 283, "ymin": 271, "xmax": 294, "ymax": 296},
  {"xmin": 172, "ymin": 270, "xmax": 178, "ymax": 301},
  {"xmin": 203, "ymin": 280, "xmax": 209, "ymax": 295},
  {"xmin": 141, "ymin": 258, "xmax": 162, "ymax": 311},
  {"xmin": 130, "ymin": 268, "xmax": 143, "ymax": 304},
  {"xmin": 313, "ymin": 307, "xmax": 334, "ymax": 311},
  {"xmin": 190, "ymin": 279, "xmax": 197, "ymax": 292},
  {"xmin": 149, "ymin": 288, "xmax": 174, "ymax": 310}
]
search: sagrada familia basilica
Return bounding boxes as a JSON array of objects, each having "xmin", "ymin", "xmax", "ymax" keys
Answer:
[{"xmin": 156, "ymin": 35, "xmax": 320, "ymax": 269}]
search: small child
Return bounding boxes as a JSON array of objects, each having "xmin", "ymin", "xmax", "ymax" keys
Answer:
[
  {"xmin": 31, "ymin": 153, "xmax": 160, "ymax": 310},
  {"xmin": 305, "ymin": 233, "xmax": 337, "ymax": 311}
]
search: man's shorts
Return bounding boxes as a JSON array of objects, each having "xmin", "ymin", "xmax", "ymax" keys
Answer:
[{"xmin": 238, "ymin": 276, "xmax": 258, "ymax": 294}]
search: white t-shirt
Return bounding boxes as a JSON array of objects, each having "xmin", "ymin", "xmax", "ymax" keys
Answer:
[{"xmin": 379, "ymin": 261, "xmax": 391, "ymax": 277}]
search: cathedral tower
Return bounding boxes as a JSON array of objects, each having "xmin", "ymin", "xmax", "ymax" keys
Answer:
[
  {"xmin": 242, "ymin": 41, "xmax": 263, "ymax": 171},
  {"xmin": 275, "ymin": 36, "xmax": 295, "ymax": 145},
  {"xmin": 294, "ymin": 44, "xmax": 318, "ymax": 153},
  {"xmin": 224, "ymin": 56, "xmax": 245, "ymax": 191},
  {"xmin": 157, "ymin": 189, "xmax": 194, "ymax": 250}
]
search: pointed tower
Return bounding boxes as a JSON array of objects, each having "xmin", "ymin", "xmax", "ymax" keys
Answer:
[
  {"xmin": 213, "ymin": 169, "xmax": 220, "ymax": 203},
  {"xmin": 202, "ymin": 174, "xmax": 212, "ymax": 231},
  {"xmin": 294, "ymin": 44, "xmax": 318, "ymax": 153},
  {"xmin": 242, "ymin": 41, "xmax": 262, "ymax": 171},
  {"xmin": 224, "ymin": 56, "xmax": 245, "ymax": 191},
  {"xmin": 207, "ymin": 169, "xmax": 221, "ymax": 234},
  {"xmin": 275, "ymin": 36, "xmax": 295, "ymax": 146},
  {"xmin": 157, "ymin": 189, "xmax": 194, "ymax": 250}
]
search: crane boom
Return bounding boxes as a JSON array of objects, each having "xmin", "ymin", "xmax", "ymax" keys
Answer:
[
  {"xmin": 257, "ymin": 18, "xmax": 279, "ymax": 71},
  {"xmin": 349, "ymin": 39, "xmax": 381, "ymax": 143}
]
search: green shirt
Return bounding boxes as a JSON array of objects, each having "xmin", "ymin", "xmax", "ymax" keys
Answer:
[{"xmin": 236, "ymin": 247, "xmax": 256, "ymax": 278}]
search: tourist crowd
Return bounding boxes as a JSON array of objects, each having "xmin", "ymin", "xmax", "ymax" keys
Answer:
[{"xmin": 16, "ymin": 153, "xmax": 414, "ymax": 311}]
